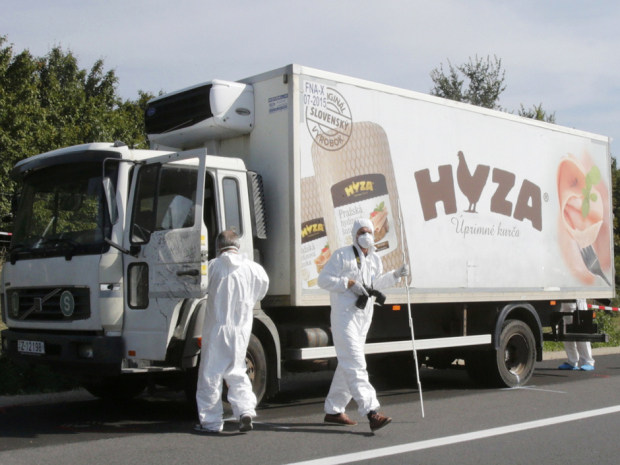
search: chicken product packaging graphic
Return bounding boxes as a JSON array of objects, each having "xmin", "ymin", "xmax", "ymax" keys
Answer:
[
  {"xmin": 309, "ymin": 121, "xmax": 409, "ymax": 280},
  {"xmin": 300, "ymin": 176, "xmax": 331, "ymax": 289},
  {"xmin": 299, "ymin": 76, "xmax": 612, "ymax": 299},
  {"xmin": 330, "ymin": 174, "xmax": 395, "ymax": 253}
]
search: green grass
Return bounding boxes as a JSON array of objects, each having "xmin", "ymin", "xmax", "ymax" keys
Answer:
[{"xmin": 543, "ymin": 310, "xmax": 620, "ymax": 352}]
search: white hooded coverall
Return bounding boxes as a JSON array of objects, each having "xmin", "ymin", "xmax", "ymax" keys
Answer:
[
  {"xmin": 196, "ymin": 251, "xmax": 269, "ymax": 431},
  {"xmin": 318, "ymin": 219, "xmax": 400, "ymax": 417},
  {"xmin": 562, "ymin": 298, "xmax": 595, "ymax": 367}
]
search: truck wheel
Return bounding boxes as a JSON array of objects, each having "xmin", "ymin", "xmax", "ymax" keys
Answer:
[
  {"xmin": 495, "ymin": 320, "xmax": 536, "ymax": 387},
  {"xmin": 184, "ymin": 333, "xmax": 268, "ymax": 405},
  {"xmin": 82, "ymin": 376, "xmax": 147, "ymax": 401},
  {"xmin": 244, "ymin": 333, "xmax": 268, "ymax": 403},
  {"xmin": 467, "ymin": 320, "xmax": 536, "ymax": 387}
]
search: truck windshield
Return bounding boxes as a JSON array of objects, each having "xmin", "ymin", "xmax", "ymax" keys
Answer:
[{"xmin": 10, "ymin": 162, "xmax": 117, "ymax": 260}]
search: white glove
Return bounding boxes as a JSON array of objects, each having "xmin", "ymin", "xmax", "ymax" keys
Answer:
[
  {"xmin": 350, "ymin": 281, "xmax": 369, "ymax": 296},
  {"xmin": 395, "ymin": 264, "xmax": 410, "ymax": 278}
]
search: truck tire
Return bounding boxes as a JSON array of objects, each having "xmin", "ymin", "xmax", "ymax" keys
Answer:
[
  {"xmin": 184, "ymin": 333, "xmax": 268, "ymax": 405},
  {"xmin": 495, "ymin": 319, "xmax": 536, "ymax": 387},
  {"xmin": 245, "ymin": 333, "xmax": 268, "ymax": 403},
  {"xmin": 82, "ymin": 376, "xmax": 147, "ymax": 401},
  {"xmin": 465, "ymin": 320, "xmax": 536, "ymax": 387},
  {"xmin": 467, "ymin": 319, "xmax": 536, "ymax": 387}
]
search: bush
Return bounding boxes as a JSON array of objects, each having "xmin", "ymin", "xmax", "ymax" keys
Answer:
[
  {"xmin": 593, "ymin": 311, "xmax": 620, "ymax": 348},
  {"xmin": 543, "ymin": 309, "xmax": 620, "ymax": 352}
]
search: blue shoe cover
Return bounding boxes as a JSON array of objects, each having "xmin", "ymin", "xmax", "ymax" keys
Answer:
[
  {"xmin": 558, "ymin": 363, "xmax": 578, "ymax": 370},
  {"xmin": 580, "ymin": 364, "xmax": 595, "ymax": 371}
]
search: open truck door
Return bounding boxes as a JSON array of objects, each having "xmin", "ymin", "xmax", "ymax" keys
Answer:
[{"xmin": 122, "ymin": 150, "xmax": 208, "ymax": 361}]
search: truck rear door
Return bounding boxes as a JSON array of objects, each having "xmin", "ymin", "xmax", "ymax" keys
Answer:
[{"xmin": 122, "ymin": 151, "xmax": 208, "ymax": 361}]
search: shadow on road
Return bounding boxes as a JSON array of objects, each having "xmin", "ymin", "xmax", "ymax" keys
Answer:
[{"xmin": 2, "ymin": 354, "xmax": 618, "ymax": 452}]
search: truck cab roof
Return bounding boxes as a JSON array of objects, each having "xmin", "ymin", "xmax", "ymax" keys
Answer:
[{"xmin": 10, "ymin": 142, "xmax": 246, "ymax": 181}]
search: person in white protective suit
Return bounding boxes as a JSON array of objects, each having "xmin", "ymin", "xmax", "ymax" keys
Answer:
[
  {"xmin": 195, "ymin": 230, "xmax": 269, "ymax": 434},
  {"xmin": 558, "ymin": 299, "xmax": 595, "ymax": 371},
  {"xmin": 318, "ymin": 218, "xmax": 409, "ymax": 432}
]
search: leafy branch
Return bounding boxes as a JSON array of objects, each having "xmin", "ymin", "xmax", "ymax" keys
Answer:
[{"xmin": 581, "ymin": 166, "xmax": 601, "ymax": 218}]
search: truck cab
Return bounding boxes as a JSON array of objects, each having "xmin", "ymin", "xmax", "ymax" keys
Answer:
[{"xmin": 1, "ymin": 80, "xmax": 276, "ymax": 400}]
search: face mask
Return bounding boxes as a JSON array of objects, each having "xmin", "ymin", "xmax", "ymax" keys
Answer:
[
  {"xmin": 217, "ymin": 246, "xmax": 239, "ymax": 257},
  {"xmin": 357, "ymin": 233, "xmax": 374, "ymax": 248}
]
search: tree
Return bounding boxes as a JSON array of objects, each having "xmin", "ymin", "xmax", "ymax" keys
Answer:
[
  {"xmin": 0, "ymin": 36, "xmax": 154, "ymax": 232},
  {"xmin": 518, "ymin": 103, "xmax": 556, "ymax": 124},
  {"xmin": 612, "ymin": 156, "xmax": 620, "ymax": 296},
  {"xmin": 429, "ymin": 55, "xmax": 555, "ymax": 122},
  {"xmin": 430, "ymin": 55, "xmax": 506, "ymax": 110}
]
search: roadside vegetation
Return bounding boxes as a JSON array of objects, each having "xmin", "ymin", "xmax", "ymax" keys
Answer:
[
  {"xmin": 0, "ymin": 34, "xmax": 154, "ymax": 396},
  {"xmin": 543, "ymin": 310, "xmax": 620, "ymax": 352}
]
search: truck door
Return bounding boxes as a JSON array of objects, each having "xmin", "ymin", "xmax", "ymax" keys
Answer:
[{"xmin": 122, "ymin": 151, "xmax": 208, "ymax": 361}]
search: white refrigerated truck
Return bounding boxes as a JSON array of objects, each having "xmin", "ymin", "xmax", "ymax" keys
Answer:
[{"xmin": 1, "ymin": 65, "xmax": 612, "ymax": 401}]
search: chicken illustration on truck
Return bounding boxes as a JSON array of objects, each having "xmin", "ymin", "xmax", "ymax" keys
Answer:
[{"xmin": 0, "ymin": 65, "xmax": 612, "ymax": 402}]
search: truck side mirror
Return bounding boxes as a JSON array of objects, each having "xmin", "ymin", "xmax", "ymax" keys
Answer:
[{"xmin": 103, "ymin": 177, "xmax": 119, "ymax": 224}]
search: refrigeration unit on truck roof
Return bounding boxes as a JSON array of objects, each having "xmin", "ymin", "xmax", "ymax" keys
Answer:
[{"xmin": 145, "ymin": 79, "xmax": 254, "ymax": 150}]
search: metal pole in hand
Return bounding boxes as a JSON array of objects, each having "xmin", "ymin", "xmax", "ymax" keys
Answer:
[{"xmin": 398, "ymin": 199, "xmax": 425, "ymax": 418}]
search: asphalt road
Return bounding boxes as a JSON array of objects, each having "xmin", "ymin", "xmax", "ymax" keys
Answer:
[{"xmin": 1, "ymin": 353, "xmax": 619, "ymax": 465}]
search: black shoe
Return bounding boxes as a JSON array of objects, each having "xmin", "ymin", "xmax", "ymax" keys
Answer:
[{"xmin": 239, "ymin": 414, "xmax": 253, "ymax": 432}]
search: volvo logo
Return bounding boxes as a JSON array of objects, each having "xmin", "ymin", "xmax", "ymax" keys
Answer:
[{"xmin": 60, "ymin": 291, "xmax": 75, "ymax": 317}]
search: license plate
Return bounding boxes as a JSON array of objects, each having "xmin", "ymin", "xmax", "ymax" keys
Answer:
[{"xmin": 17, "ymin": 340, "xmax": 45, "ymax": 355}]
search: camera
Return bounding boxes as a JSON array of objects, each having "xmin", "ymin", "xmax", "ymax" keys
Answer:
[{"xmin": 355, "ymin": 285, "xmax": 387, "ymax": 309}]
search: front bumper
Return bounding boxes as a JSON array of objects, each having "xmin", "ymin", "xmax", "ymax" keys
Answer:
[{"xmin": 1, "ymin": 329, "xmax": 123, "ymax": 376}]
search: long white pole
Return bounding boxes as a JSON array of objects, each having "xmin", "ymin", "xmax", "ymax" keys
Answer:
[{"xmin": 398, "ymin": 199, "xmax": 425, "ymax": 418}]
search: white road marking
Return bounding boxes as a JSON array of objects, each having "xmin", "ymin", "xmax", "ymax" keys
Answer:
[
  {"xmin": 284, "ymin": 404, "xmax": 620, "ymax": 465},
  {"xmin": 500, "ymin": 385, "xmax": 567, "ymax": 394}
]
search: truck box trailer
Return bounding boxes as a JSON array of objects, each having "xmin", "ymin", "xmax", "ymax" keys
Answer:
[{"xmin": 1, "ymin": 64, "xmax": 612, "ymax": 401}]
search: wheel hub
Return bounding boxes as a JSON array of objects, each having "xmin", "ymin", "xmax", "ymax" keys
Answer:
[
  {"xmin": 504, "ymin": 334, "xmax": 528, "ymax": 375},
  {"xmin": 246, "ymin": 353, "xmax": 255, "ymax": 383}
]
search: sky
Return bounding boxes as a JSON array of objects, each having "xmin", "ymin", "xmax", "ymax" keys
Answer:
[{"xmin": 1, "ymin": 0, "xmax": 618, "ymax": 157}]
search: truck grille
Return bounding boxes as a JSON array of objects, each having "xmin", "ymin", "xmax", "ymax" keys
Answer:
[{"xmin": 7, "ymin": 287, "xmax": 90, "ymax": 321}]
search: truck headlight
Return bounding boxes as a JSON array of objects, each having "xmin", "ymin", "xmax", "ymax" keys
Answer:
[{"xmin": 10, "ymin": 292, "xmax": 19, "ymax": 318}]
